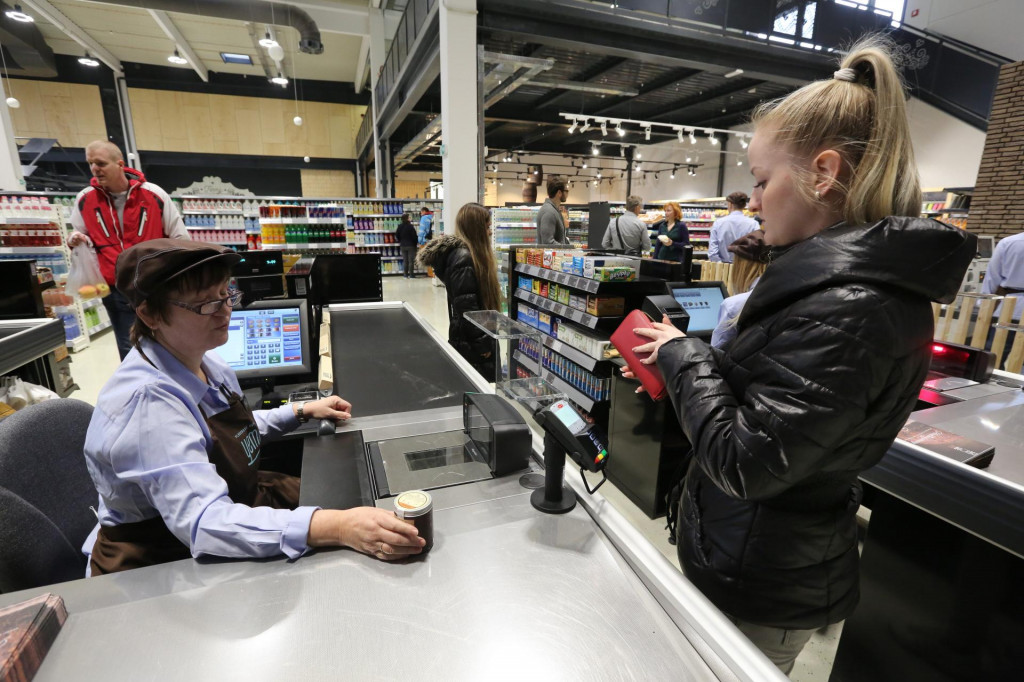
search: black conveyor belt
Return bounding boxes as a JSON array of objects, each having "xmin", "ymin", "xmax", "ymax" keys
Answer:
[{"xmin": 328, "ymin": 307, "xmax": 476, "ymax": 417}]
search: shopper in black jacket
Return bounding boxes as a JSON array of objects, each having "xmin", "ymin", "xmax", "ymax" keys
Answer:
[
  {"xmin": 417, "ymin": 203, "xmax": 502, "ymax": 379},
  {"xmin": 395, "ymin": 213, "xmax": 419, "ymax": 278},
  {"xmin": 624, "ymin": 37, "xmax": 976, "ymax": 673}
]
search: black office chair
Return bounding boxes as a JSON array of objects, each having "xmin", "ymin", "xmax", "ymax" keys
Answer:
[{"xmin": 0, "ymin": 398, "xmax": 97, "ymax": 592}]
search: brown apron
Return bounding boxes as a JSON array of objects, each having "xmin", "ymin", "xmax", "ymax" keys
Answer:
[{"xmin": 90, "ymin": 386, "xmax": 300, "ymax": 575}]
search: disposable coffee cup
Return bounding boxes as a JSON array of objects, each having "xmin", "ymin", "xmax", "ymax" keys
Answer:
[{"xmin": 394, "ymin": 490, "xmax": 434, "ymax": 552}]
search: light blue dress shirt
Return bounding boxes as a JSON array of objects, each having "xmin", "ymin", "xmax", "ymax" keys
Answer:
[
  {"xmin": 81, "ymin": 337, "xmax": 319, "ymax": 572},
  {"xmin": 982, "ymin": 231, "xmax": 1024, "ymax": 320},
  {"xmin": 708, "ymin": 211, "xmax": 760, "ymax": 262}
]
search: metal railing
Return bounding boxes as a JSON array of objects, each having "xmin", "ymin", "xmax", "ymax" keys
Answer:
[
  {"xmin": 373, "ymin": 0, "xmax": 437, "ymax": 116},
  {"xmin": 356, "ymin": 105, "xmax": 374, "ymax": 157}
]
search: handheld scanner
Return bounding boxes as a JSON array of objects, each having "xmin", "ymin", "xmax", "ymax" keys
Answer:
[{"xmin": 535, "ymin": 400, "xmax": 609, "ymax": 473}]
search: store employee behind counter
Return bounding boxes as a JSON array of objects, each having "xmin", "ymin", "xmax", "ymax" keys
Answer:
[
  {"xmin": 81, "ymin": 239, "xmax": 424, "ymax": 576},
  {"xmin": 623, "ymin": 38, "xmax": 976, "ymax": 674}
]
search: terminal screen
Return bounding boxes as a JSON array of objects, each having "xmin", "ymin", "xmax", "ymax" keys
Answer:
[
  {"xmin": 219, "ymin": 307, "xmax": 305, "ymax": 373},
  {"xmin": 670, "ymin": 286, "xmax": 726, "ymax": 334},
  {"xmin": 550, "ymin": 401, "xmax": 586, "ymax": 435}
]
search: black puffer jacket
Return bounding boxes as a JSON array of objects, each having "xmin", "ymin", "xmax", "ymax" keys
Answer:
[
  {"xmin": 656, "ymin": 217, "xmax": 975, "ymax": 629},
  {"xmin": 417, "ymin": 235, "xmax": 496, "ymax": 378}
]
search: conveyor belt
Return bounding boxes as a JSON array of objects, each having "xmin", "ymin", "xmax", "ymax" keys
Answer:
[{"xmin": 329, "ymin": 307, "xmax": 477, "ymax": 417}]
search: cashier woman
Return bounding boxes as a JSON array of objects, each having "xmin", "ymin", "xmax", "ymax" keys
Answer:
[{"xmin": 81, "ymin": 239, "xmax": 424, "ymax": 575}]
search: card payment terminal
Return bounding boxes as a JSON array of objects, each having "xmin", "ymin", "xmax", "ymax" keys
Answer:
[{"xmin": 532, "ymin": 400, "xmax": 610, "ymax": 514}]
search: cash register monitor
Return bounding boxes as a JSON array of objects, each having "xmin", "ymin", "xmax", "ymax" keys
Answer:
[
  {"xmin": 310, "ymin": 254, "xmax": 383, "ymax": 304},
  {"xmin": 977, "ymin": 235, "xmax": 994, "ymax": 259},
  {"xmin": 665, "ymin": 281, "xmax": 729, "ymax": 338},
  {"xmin": 217, "ymin": 298, "xmax": 312, "ymax": 383}
]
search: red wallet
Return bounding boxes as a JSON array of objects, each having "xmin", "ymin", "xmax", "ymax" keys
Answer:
[{"xmin": 610, "ymin": 309, "xmax": 668, "ymax": 401}]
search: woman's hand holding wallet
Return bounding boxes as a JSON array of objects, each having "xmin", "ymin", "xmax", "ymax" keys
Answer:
[{"xmin": 611, "ymin": 311, "xmax": 687, "ymax": 398}]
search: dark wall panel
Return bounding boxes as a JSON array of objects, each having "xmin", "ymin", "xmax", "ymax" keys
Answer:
[{"xmin": 140, "ymin": 165, "xmax": 302, "ymax": 197}]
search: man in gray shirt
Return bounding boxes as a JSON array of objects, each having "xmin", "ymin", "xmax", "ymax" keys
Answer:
[
  {"xmin": 536, "ymin": 176, "xmax": 570, "ymax": 245},
  {"xmin": 602, "ymin": 195, "xmax": 651, "ymax": 256}
]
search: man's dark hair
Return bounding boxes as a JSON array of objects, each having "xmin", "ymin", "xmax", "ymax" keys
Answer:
[
  {"xmin": 547, "ymin": 177, "xmax": 568, "ymax": 199},
  {"xmin": 420, "ymin": 206, "xmax": 430, "ymax": 213},
  {"xmin": 727, "ymin": 192, "xmax": 749, "ymax": 209}
]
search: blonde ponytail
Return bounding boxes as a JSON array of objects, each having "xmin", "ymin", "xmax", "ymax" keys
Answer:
[{"xmin": 752, "ymin": 35, "xmax": 921, "ymax": 225}]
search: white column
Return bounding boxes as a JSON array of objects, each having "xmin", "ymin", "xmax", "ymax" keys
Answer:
[
  {"xmin": 0, "ymin": 80, "xmax": 25, "ymax": 190},
  {"xmin": 439, "ymin": 0, "xmax": 479, "ymax": 234},
  {"xmin": 369, "ymin": 8, "xmax": 387, "ymax": 198}
]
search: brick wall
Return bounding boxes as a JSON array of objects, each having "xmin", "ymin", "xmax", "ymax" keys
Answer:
[{"xmin": 970, "ymin": 61, "xmax": 1024, "ymax": 241}]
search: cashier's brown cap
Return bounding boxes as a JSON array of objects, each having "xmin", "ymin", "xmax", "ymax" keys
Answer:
[{"xmin": 116, "ymin": 238, "xmax": 241, "ymax": 307}]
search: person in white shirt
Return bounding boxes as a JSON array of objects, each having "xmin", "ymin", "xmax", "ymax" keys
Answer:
[
  {"xmin": 711, "ymin": 230, "xmax": 768, "ymax": 349},
  {"xmin": 981, "ymin": 231, "xmax": 1024, "ymax": 321},
  {"xmin": 708, "ymin": 192, "xmax": 759, "ymax": 262}
]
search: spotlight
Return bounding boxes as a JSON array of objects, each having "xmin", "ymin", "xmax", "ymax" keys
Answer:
[
  {"xmin": 685, "ymin": 156, "xmax": 692, "ymax": 163},
  {"xmin": 499, "ymin": 180, "xmax": 504, "ymax": 186},
  {"xmin": 270, "ymin": 72, "xmax": 289, "ymax": 86},
  {"xmin": 670, "ymin": 167, "xmax": 676, "ymax": 179},
  {"xmin": 168, "ymin": 49, "xmax": 188, "ymax": 65},
  {"xmin": 689, "ymin": 131, "xmax": 697, "ymax": 145},
  {"xmin": 591, "ymin": 145, "xmax": 599, "ymax": 156},
  {"xmin": 5, "ymin": 5, "xmax": 32, "ymax": 22},
  {"xmin": 582, "ymin": 160, "xmax": 588, "ymax": 169},
  {"xmin": 635, "ymin": 163, "xmax": 641, "ymax": 172},
  {"xmin": 644, "ymin": 126, "xmax": 651, "ymax": 141},
  {"xmin": 615, "ymin": 121, "xmax": 625, "ymax": 137},
  {"xmin": 596, "ymin": 170, "xmax": 602, "ymax": 179},
  {"xmin": 619, "ymin": 147, "xmax": 625, "ymax": 157},
  {"xmin": 593, "ymin": 180, "xmax": 598, "ymax": 186},
  {"xmin": 709, "ymin": 133, "xmax": 719, "ymax": 146},
  {"xmin": 737, "ymin": 159, "xmax": 743, "ymax": 166},
  {"xmin": 636, "ymin": 149, "xmax": 642, "ymax": 160},
  {"xmin": 739, "ymin": 136, "xmax": 750, "ymax": 149},
  {"xmin": 567, "ymin": 118, "xmax": 578, "ymax": 134},
  {"xmin": 78, "ymin": 53, "xmax": 100, "ymax": 68},
  {"xmin": 533, "ymin": 169, "xmax": 539, "ymax": 175},
  {"xmin": 676, "ymin": 126, "xmax": 684, "ymax": 143},
  {"xmin": 688, "ymin": 167, "xmax": 696, "ymax": 177},
  {"xmin": 600, "ymin": 119, "xmax": 608, "ymax": 136},
  {"xmin": 580, "ymin": 119, "xmax": 591, "ymax": 133}
]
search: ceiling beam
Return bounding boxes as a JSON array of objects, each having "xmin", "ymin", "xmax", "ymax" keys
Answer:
[
  {"xmin": 589, "ymin": 67, "xmax": 703, "ymax": 116},
  {"xmin": 147, "ymin": 10, "xmax": 208, "ymax": 82},
  {"xmin": 22, "ymin": 0, "xmax": 123, "ymax": 75},
  {"xmin": 531, "ymin": 56, "xmax": 627, "ymax": 110},
  {"xmin": 354, "ymin": 35, "xmax": 371, "ymax": 93},
  {"xmin": 642, "ymin": 79, "xmax": 765, "ymax": 122},
  {"xmin": 526, "ymin": 79, "xmax": 637, "ymax": 97},
  {"xmin": 249, "ymin": 0, "xmax": 403, "ymax": 37}
]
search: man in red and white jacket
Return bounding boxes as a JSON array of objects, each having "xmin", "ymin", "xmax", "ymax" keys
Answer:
[{"xmin": 69, "ymin": 140, "xmax": 188, "ymax": 360}]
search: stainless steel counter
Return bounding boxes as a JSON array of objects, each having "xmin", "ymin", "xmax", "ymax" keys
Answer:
[
  {"xmin": 861, "ymin": 370, "xmax": 1024, "ymax": 558},
  {"xmin": 0, "ymin": 302, "xmax": 785, "ymax": 682}
]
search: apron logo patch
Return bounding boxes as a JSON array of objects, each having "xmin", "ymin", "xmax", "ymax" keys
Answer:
[{"xmin": 240, "ymin": 426, "xmax": 261, "ymax": 466}]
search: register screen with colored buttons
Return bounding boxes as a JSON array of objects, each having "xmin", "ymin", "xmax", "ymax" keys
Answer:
[{"xmin": 220, "ymin": 307, "xmax": 306, "ymax": 373}]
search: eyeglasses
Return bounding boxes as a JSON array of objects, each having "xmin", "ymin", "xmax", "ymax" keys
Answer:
[{"xmin": 169, "ymin": 289, "xmax": 243, "ymax": 315}]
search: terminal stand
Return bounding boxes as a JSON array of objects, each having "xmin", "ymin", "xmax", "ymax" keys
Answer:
[{"xmin": 531, "ymin": 432, "xmax": 578, "ymax": 514}]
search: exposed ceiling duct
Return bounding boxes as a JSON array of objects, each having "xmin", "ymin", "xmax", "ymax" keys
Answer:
[
  {"xmin": 0, "ymin": 1, "xmax": 58, "ymax": 77},
  {"xmin": 83, "ymin": 0, "xmax": 324, "ymax": 54}
]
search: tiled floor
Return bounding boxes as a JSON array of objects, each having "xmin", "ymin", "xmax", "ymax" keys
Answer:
[{"xmin": 68, "ymin": 274, "xmax": 839, "ymax": 680}]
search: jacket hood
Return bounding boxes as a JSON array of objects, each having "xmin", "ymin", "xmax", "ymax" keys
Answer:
[
  {"xmin": 743, "ymin": 217, "xmax": 976, "ymax": 322},
  {"xmin": 90, "ymin": 166, "xmax": 146, "ymax": 192},
  {"xmin": 416, "ymin": 234, "xmax": 465, "ymax": 276}
]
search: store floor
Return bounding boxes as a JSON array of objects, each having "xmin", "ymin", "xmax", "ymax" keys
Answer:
[{"xmin": 68, "ymin": 275, "xmax": 840, "ymax": 680}]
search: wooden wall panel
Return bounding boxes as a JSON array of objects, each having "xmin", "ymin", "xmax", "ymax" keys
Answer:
[
  {"xmin": 126, "ymin": 88, "xmax": 364, "ymax": 159},
  {"xmin": 300, "ymin": 169, "xmax": 356, "ymax": 198},
  {"xmin": 7, "ymin": 79, "xmax": 107, "ymax": 148}
]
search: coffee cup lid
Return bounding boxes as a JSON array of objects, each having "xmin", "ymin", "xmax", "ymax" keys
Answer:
[{"xmin": 394, "ymin": 490, "xmax": 432, "ymax": 518}]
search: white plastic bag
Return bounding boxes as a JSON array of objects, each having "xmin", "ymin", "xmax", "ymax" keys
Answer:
[
  {"xmin": 66, "ymin": 243, "xmax": 110, "ymax": 300},
  {"xmin": 0, "ymin": 376, "xmax": 59, "ymax": 410}
]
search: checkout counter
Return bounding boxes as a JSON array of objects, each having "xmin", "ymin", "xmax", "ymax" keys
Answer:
[
  {"xmin": 0, "ymin": 301, "xmax": 785, "ymax": 681},
  {"xmin": 830, "ymin": 347, "xmax": 1024, "ymax": 681}
]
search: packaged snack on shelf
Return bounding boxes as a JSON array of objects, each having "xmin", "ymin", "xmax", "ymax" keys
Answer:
[
  {"xmin": 591, "ymin": 266, "xmax": 637, "ymax": 282},
  {"xmin": 582, "ymin": 256, "xmax": 634, "ymax": 279},
  {"xmin": 538, "ymin": 312, "xmax": 552, "ymax": 335},
  {"xmin": 554, "ymin": 321, "xmax": 610, "ymax": 359},
  {"xmin": 539, "ymin": 280, "xmax": 549, "ymax": 298},
  {"xmin": 586, "ymin": 295, "xmax": 625, "ymax": 317},
  {"xmin": 570, "ymin": 293, "xmax": 585, "ymax": 311}
]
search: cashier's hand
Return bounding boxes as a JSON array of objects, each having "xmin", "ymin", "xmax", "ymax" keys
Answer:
[
  {"xmin": 308, "ymin": 508, "xmax": 425, "ymax": 560},
  {"xmin": 298, "ymin": 396, "xmax": 352, "ymax": 422},
  {"xmin": 657, "ymin": 234, "xmax": 672, "ymax": 245}
]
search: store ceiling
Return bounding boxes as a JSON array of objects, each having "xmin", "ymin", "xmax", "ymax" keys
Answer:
[
  {"xmin": 395, "ymin": 33, "xmax": 803, "ymax": 172},
  {"xmin": 29, "ymin": 0, "xmax": 372, "ymax": 83}
]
